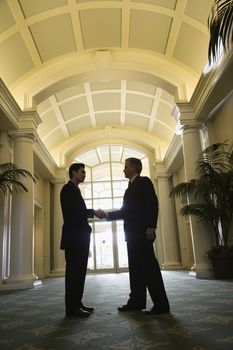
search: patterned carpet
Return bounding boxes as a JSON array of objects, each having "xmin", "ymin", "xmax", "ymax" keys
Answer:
[{"xmin": 0, "ymin": 271, "xmax": 233, "ymax": 350}]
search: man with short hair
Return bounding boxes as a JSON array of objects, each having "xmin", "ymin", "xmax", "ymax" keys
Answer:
[
  {"xmin": 60, "ymin": 163, "xmax": 104, "ymax": 317},
  {"xmin": 107, "ymin": 157, "xmax": 170, "ymax": 315}
]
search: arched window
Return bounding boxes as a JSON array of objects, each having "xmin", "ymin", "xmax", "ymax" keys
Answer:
[{"xmin": 75, "ymin": 144, "xmax": 149, "ymax": 209}]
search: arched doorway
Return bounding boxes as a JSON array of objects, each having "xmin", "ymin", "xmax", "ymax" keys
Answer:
[{"xmin": 74, "ymin": 144, "xmax": 150, "ymax": 272}]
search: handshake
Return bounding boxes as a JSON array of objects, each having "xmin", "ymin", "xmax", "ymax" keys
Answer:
[{"xmin": 94, "ymin": 209, "xmax": 107, "ymax": 219}]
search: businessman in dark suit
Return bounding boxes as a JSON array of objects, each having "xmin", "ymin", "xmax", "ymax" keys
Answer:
[
  {"xmin": 107, "ymin": 157, "xmax": 170, "ymax": 315},
  {"xmin": 60, "ymin": 163, "xmax": 104, "ymax": 318}
]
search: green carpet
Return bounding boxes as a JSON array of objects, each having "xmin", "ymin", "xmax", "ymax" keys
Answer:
[{"xmin": 0, "ymin": 271, "xmax": 233, "ymax": 349}]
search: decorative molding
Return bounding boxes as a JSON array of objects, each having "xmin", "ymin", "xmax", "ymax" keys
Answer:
[
  {"xmin": 94, "ymin": 50, "xmax": 112, "ymax": 70},
  {"xmin": 175, "ymin": 50, "xmax": 233, "ymax": 123}
]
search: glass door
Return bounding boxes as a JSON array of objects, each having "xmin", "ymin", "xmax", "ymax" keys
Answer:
[{"xmin": 87, "ymin": 220, "xmax": 128, "ymax": 272}]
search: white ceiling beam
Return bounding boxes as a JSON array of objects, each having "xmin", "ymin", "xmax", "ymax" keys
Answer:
[
  {"xmin": 165, "ymin": 0, "xmax": 187, "ymax": 57},
  {"xmin": 84, "ymin": 82, "xmax": 96, "ymax": 128},
  {"xmin": 67, "ymin": 0, "xmax": 84, "ymax": 51},
  {"xmin": 147, "ymin": 88, "xmax": 162, "ymax": 133},
  {"xmin": 49, "ymin": 95, "xmax": 70, "ymax": 138},
  {"xmin": 7, "ymin": 0, "xmax": 42, "ymax": 66},
  {"xmin": 120, "ymin": 80, "xmax": 127, "ymax": 126},
  {"xmin": 121, "ymin": 0, "xmax": 131, "ymax": 48}
]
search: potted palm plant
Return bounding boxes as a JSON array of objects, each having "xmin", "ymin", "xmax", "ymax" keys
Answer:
[
  {"xmin": 0, "ymin": 162, "xmax": 35, "ymax": 194},
  {"xmin": 208, "ymin": 0, "xmax": 233, "ymax": 63},
  {"xmin": 170, "ymin": 142, "xmax": 233, "ymax": 278}
]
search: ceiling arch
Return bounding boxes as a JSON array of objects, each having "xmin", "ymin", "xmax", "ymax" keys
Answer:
[
  {"xmin": 52, "ymin": 126, "xmax": 167, "ymax": 166},
  {"xmin": 0, "ymin": 0, "xmax": 214, "ymax": 168},
  {"xmin": 12, "ymin": 50, "xmax": 198, "ymax": 107}
]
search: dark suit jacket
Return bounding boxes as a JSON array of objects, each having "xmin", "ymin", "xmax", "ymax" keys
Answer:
[
  {"xmin": 60, "ymin": 180, "xmax": 94, "ymax": 249},
  {"xmin": 108, "ymin": 176, "xmax": 158, "ymax": 241}
]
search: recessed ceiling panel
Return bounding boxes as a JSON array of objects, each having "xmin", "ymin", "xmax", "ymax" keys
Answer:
[
  {"xmin": 125, "ymin": 113, "xmax": 149, "ymax": 130},
  {"xmin": 77, "ymin": 0, "xmax": 119, "ymax": 2},
  {"xmin": 160, "ymin": 90, "xmax": 174, "ymax": 104},
  {"xmin": 126, "ymin": 93, "xmax": 153, "ymax": 115},
  {"xmin": 56, "ymin": 85, "xmax": 85, "ymax": 102},
  {"xmin": 0, "ymin": 32, "xmax": 34, "ymax": 85},
  {"xmin": 127, "ymin": 81, "xmax": 156, "ymax": 95},
  {"xmin": 37, "ymin": 99, "xmax": 51, "ymax": 114},
  {"xmin": 44, "ymin": 128, "xmax": 65, "ymax": 150},
  {"xmin": 173, "ymin": 22, "xmax": 209, "ymax": 73},
  {"xmin": 60, "ymin": 96, "xmax": 88, "ymax": 121},
  {"xmin": 38, "ymin": 110, "xmax": 59, "ymax": 138},
  {"xmin": 156, "ymin": 102, "xmax": 176, "ymax": 127},
  {"xmin": 79, "ymin": 9, "xmax": 121, "ymax": 49},
  {"xmin": 132, "ymin": 0, "xmax": 176, "ymax": 10},
  {"xmin": 0, "ymin": 0, "xmax": 15, "ymax": 32},
  {"xmin": 67, "ymin": 116, "xmax": 92, "ymax": 134},
  {"xmin": 185, "ymin": 0, "xmax": 213, "ymax": 25},
  {"xmin": 19, "ymin": 0, "xmax": 67, "ymax": 17},
  {"xmin": 129, "ymin": 10, "xmax": 172, "ymax": 53},
  {"xmin": 90, "ymin": 81, "xmax": 121, "ymax": 90},
  {"xmin": 29, "ymin": 14, "xmax": 76, "ymax": 62},
  {"xmin": 152, "ymin": 120, "xmax": 174, "ymax": 142},
  {"xmin": 93, "ymin": 93, "xmax": 120, "ymax": 111},
  {"xmin": 96, "ymin": 112, "xmax": 120, "ymax": 126}
]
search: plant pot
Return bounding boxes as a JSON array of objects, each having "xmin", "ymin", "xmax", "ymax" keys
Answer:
[{"xmin": 209, "ymin": 255, "xmax": 233, "ymax": 279}]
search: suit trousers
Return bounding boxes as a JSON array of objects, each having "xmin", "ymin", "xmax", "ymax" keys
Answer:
[
  {"xmin": 64, "ymin": 237, "xmax": 90, "ymax": 313},
  {"xmin": 127, "ymin": 238, "xmax": 169, "ymax": 310}
]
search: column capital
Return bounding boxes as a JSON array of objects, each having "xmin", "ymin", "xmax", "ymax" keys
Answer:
[
  {"xmin": 51, "ymin": 167, "xmax": 67, "ymax": 185},
  {"xmin": 172, "ymin": 102, "xmax": 203, "ymax": 134},
  {"xmin": 180, "ymin": 120, "xmax": 203, "ymax": 133},
  {"xmin": 8, "ymin": 129, "xmax": 38, "ymax": 142},
  {"xmin": 154, "ymin": 163, "xmax": 172, "ymax": 179}
]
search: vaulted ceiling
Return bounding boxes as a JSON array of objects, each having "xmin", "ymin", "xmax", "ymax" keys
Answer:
[{"xmin": 0, "ymin": 0, "xmax": 214, "ymax": 166}]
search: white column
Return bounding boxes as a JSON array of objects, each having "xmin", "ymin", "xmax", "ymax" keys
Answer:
[
  {"xmin": 6, "ymin": 132, "xmax": 38, "ymax": 289},
  {"xmin": 156, "ymin": 167, "xmax": 181, "ymax": 269},
  {"xmin": 51, "ymin": 171, "xmax": 66, "ymax": 276},
  {"xmin": 0, "ymin": 132, "xmax": 12, "ymax": 288},
  {"xmin": 181, "ymin": 123, "xmax": 214, "ymax": 278},
  {"xmin": 43, "ymin": 180, "xmax": 51, "ymax": 277}
]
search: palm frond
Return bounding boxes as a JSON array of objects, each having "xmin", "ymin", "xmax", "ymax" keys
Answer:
[
  {"xmin": 0, "ymin": 162, "xmax": 35, "ymax": 194},
  {"xmin": 169, "ymin": 180, "xmax": 200, "ymax": 198},
  {"xmin": 208, "ymin": 0, "xmax": 233, "ymax": 63},
  {"xmin": 170, "ymin": 141, "xmax": 233, "ymax": 247},
  {"xmin": 180, "ymin": 203, "xmax": 215, "ymax": 221},
  {"xmin": 196, "ymin": 141, "xmax": 233, "ymax": 174}
]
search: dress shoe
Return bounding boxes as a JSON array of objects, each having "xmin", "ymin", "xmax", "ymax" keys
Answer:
[
  {"xmin": 118, "ymin": 304, "xmax": 143, "ymax": 312},
  {"xmin": 81, "ymin": 304, "xmax": 94, "ymax": 313},
  {"xmin": 66, "ymin": 308, "xmax": 90, "ymax": 318},
  {"xmin": 145, "ymin": 306, "xmax": 170, "ymax": 315}
]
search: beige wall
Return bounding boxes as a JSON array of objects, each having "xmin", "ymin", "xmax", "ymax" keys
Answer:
[
  {"xmin": 211, "ymin": 93, "xmax": 233, "ymax": 145},
  {"xmin": 34, "ymin": 175, "xmax": 46, "ymax": 205},
  {"xmin": 172, "ymin": 164, "xmax": 194, "ymax": 268},
  {"xmin": 211, "ymin": 93, "xmax": 233, "ymax": 246}
]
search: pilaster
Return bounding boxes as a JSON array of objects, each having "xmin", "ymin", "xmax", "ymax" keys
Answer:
[
  {"xmin": 177, "ymin": 110, "xmax": 214, "ymax": 278},
  {"xmin": 155, "ymin": 164, "xmax": 181, "ymax": 269},
  {"xmin": 50, "ymin": 168, "xmax": 66, "ymax": 276}
]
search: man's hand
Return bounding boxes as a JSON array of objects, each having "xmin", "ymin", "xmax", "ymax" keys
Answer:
[
  {"xmin": 94, "ymin": 209, "xmax": 107, "ymax": 219},
  {"xmin": 145, "ymin": 228, "xmax": 155, "ymax": 241}
]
